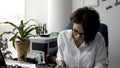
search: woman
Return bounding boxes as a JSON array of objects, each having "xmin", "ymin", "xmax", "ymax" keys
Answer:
[{"xmin": 55, "ymin": 7, "xmax": 108, "ymax": 68}]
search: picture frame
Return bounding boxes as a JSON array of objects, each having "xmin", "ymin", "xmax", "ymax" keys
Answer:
[{"xmin": 83, "ymin": 0, "xmax": 99, "ymax": 7}]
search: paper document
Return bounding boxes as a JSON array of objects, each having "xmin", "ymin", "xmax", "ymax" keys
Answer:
[{"xmin": 5, "ymin": 59, "xmax": 37, "ymax": 68}]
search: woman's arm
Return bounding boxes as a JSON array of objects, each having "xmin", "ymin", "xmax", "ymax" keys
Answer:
[
  {"xmin": 94, "ymin": 34, "xmax": 109, "ymax": 68},
  {"xmin": 55, "ymin": 32, "xmax": 65, "ymax": 68}
]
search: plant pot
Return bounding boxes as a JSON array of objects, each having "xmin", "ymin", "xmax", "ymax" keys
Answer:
[{"xmin": 15, "ymin": 41, "xmax": 30, "ymax": 61}]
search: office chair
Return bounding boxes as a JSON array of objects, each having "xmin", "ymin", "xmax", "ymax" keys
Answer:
[
  {"xmin": 98, "ymin": 23, "xmax": 108, "ymax": 47},
  {"xmin": 66, "ymin": 22, "xmax": 109, "ymax": 48}
]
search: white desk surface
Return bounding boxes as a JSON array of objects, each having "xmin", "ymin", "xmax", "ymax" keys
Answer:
[{"xmin": 5, "ymin": 59, "xmax": 37, "ymax": 68}]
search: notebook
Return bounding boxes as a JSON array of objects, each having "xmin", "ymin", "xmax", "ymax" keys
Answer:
[{"xmin": 0, "ymin": 50, "xmax": 36, "ymax": 68}]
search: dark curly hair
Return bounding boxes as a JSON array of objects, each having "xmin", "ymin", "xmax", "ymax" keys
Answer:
[{"xmin": 70, "ymin": 7, "xmax": 100, "ymax": 44}]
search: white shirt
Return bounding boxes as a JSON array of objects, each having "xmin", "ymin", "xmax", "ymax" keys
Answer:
[{"xmin": 56, "ymin": 30, "xmax": 108, "ymax": 68}]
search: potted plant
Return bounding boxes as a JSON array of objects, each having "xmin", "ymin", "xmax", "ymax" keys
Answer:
[{"xmin": 0, "ymin": 19, "xmax": 40, "ymax": 61}]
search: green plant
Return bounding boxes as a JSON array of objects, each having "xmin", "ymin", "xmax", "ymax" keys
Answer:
[{"xmin": 0, "ymin": 19, "xmax": 39, "ymax": 48}]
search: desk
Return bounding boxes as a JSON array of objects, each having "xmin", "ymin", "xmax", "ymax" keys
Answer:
[
  {"xmin": 5, "ymin": 59, "xmax": 54, "ymax": 68},
  {"xmin": 36, "ymin": 64, "xmax": 55, "ymax": 68}
]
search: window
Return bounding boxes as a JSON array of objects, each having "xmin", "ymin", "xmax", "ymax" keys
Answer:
[
  {"xmin": 0, "ymin": 0, "xmax": 25, "ymax": 58},
  {"xmin": 0, "ymin": 0, "xmax": 25, "ymax": 23},
  {"xmin": 0, "ymin": 0, "xmax": 25, "ymax": 34}
]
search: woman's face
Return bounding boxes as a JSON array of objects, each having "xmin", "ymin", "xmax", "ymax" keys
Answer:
[{"xmin": 72, "ymin": 23, "xmax": 84, "ymax": 41}]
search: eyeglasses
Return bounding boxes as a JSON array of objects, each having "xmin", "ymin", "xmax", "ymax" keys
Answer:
[{"xmin": 72, "ymin": 29, "xmax": 84, "ymax": 36}]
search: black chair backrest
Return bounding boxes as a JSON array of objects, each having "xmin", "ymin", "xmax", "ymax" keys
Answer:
[{"xmin": 98, "ymin": 23, "xmax": 108, "ymax": 47}]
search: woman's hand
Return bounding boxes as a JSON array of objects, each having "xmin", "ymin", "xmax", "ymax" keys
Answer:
[
  {"xmin": 55, "ymin": 65, "xmax": 65, "ymax": 68},
  {"xmin": 55, "ymin": 60, "xmax": 65, "ymax": 68}
]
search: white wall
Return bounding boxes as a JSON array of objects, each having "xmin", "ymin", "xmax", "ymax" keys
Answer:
[
  {"xmin": 48, "ymin": 0, "xmax": 72, "ymax": 33},
  {"xmin": 94, "ymin": 0, "xmax": 120, "ymax": 68},
  {"xmin": 26, "ymin": 0, "xmax": 72, "ymax": 33},
  {"xmin": 73, "ymin": 0, "xmax": 120, "ymax": 68},
  {"xmin": 72, "ymin": 0, "xmax": 83, "ymax": 12},
  {"xmin": 25, "ymin": 0, "xmax": 48, "ymax": 23}
]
